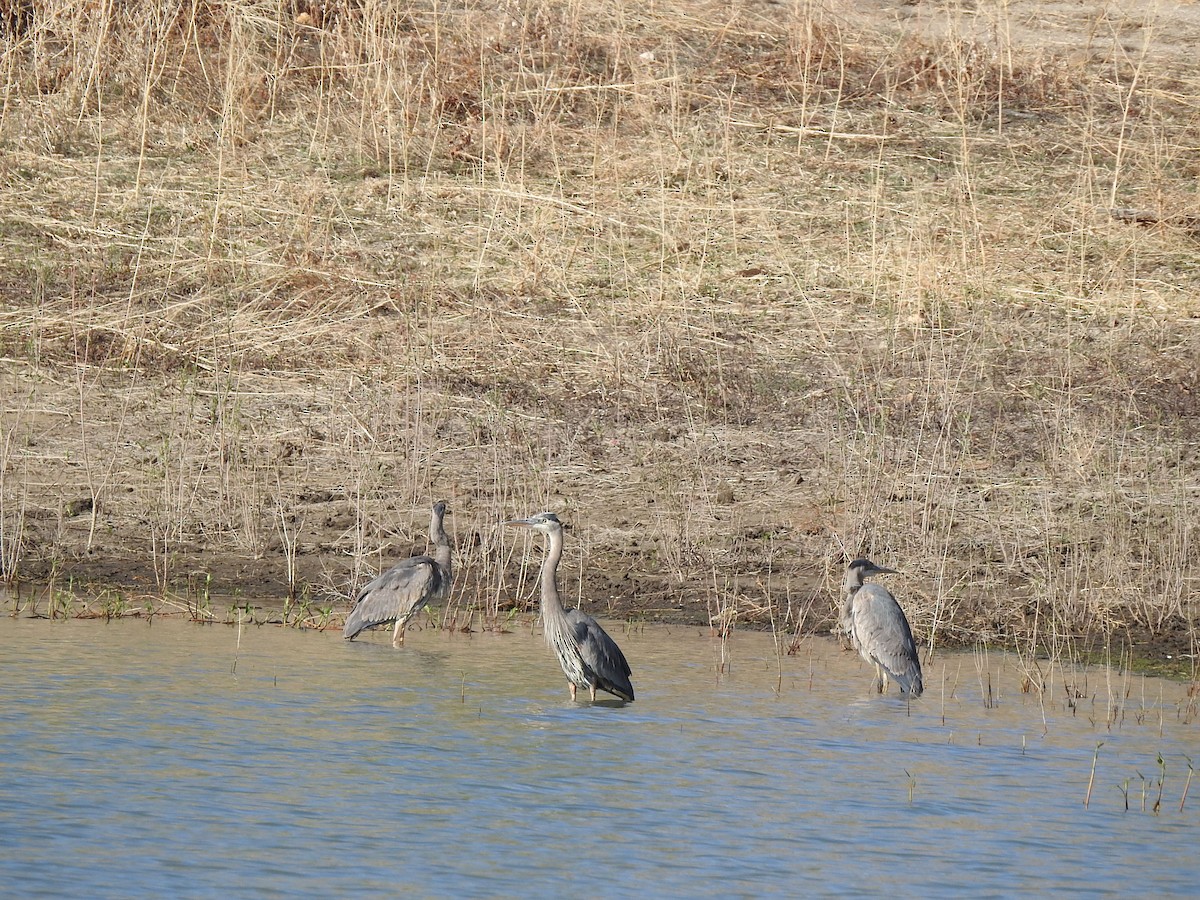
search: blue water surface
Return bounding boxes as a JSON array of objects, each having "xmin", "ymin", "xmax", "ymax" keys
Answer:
[{"xmin": 1, "ymin": 615, "xmax": 1197, "ymax": 898}]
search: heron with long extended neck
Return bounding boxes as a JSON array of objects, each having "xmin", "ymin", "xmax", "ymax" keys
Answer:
[{"xmin": 504, "ymin": 512, "xmax": 634, "ymax": 703}]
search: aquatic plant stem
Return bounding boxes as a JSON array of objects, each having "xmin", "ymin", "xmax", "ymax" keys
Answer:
[
  {"xmin": 1084, "ymin": 742, "xmax": 1104, "ymax": 809},
  {"xmin": 1180, "ymin": 756, "xmax": 1193, "ymax": 813}
]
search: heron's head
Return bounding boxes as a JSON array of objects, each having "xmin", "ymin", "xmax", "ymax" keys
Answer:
[
  {"xmin": 503, "ymin": 511, "xmax": 564, "ymax": 535},
  {"xmin": 433, "ymin": 500, "xmax": 449, "ymax": 518},
  {"xmin": 847, "ymin": 558, "xmax": 898, "ymax": 579}
]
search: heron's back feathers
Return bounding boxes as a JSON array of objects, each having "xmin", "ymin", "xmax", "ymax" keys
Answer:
[
  {"xmin": 566, "ymin": 608, "xmax": 635, "ymax": 702},
  {"xmin": 343, "ymin": 555, "xmax": 450, "ymax": 641},
  {"xmin": 848, "ymin": 583, "xmax": 923, "ymax": 696}
]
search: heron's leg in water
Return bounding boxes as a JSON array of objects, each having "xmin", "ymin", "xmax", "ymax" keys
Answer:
[
  {"xmin": 392, "ymin": 620, "xmax": 405, "ymax": 647},
  {"xmin": 873, "ymin": 662, "xmax": 885, "ymax": 693},
  {"xmin": 569, "ymin": 682, "xmax": 577, "ymax": 701},
  {"xmin": 589, "ymin": 683, "xmax": 598, "ymax": 702}
]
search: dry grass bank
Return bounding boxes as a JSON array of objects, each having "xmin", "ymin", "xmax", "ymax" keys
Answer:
[{"xmin": 1, "ymin": 0, "xmax": 1198, "ymax": 674}]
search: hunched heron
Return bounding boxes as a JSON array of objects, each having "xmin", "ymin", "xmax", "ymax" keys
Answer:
[
  {"xmin": 343, "ymin": 500, "xmax": 452, "ymax": 646},
  {"xmin": 504, "ymin": 512, "xmax": 634, "ymax": 703},
  {"xmin": 839, "ymin": 558, "xmax": 923, "ymax": 696}
]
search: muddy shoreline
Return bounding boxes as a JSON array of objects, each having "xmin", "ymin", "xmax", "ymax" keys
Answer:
[{"xmin": 12, "ymin": 544, "xmax": 1196, "ymax": 682}]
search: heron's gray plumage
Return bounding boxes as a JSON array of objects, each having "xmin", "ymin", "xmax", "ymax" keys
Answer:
[
  {"xmin": 840, "ymin": 558, "xmax": 923, "ymax": 696},
  {"xmin": 344, "ymin": 501, "xmax": 452, "ymax": 646},
  {"xmin": 505, "ymin": 512, "xmax": 634, "ymax": 703}
]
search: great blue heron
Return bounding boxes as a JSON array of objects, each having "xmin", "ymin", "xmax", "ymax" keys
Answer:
[
  {"xmin": 839, "ymin": 558, "xmax": 923, "ymax": 696},
  {"xmin": 343, "ymin": 500, "xmax": 452, "ymax": 646},
  {"xmin": 504, "ymin": 512, "xmax": 634, "ymax": 703}
]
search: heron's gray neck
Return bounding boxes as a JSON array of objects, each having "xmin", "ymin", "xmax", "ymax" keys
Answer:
[
  {"xmin": 539, "ymin": 528, "xmax": 569, "ymax": 625},
  {"xmin": 430, "ymin": 508, "xmax": 452, "ymax": 575},
  {"xmin": 842, "ymin": 569, "xmax": 865, "ymax": 596},
  {"xmin": 840, "ymin": 570, "xmax": 863, "ymax": 620}
]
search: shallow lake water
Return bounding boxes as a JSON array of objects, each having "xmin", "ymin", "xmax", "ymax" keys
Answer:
[{"xmin": 1, "ymin": 612, "xmax": 1197, "ymax": 897}]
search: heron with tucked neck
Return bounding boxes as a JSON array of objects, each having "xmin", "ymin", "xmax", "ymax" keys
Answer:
[
  {"xmin": 504, "ymin": 512, "xmax": 634, "ymax": 703},
  {"xmin": 343, "ymin": 501, "xmax": 452, "ymax": 647},
  {"xmin": 839, "ymin": 558, "xmax": 923, "ymax": 696}
]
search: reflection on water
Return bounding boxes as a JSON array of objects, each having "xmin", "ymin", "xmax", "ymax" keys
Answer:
[{"xmin": 1, "ymin": 614, "xmax": 1197, "ymax": 897}]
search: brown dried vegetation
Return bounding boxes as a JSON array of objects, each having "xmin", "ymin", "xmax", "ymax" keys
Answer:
[{"xmin": 1, "ymin": 0, "xmax": 1198, "ymax": 674}]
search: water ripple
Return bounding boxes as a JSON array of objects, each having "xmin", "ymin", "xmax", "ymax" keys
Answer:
[{"xmin": 1, "ymin": 617, "xmax": 1197, "ymax": 898}]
